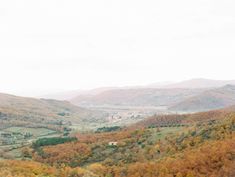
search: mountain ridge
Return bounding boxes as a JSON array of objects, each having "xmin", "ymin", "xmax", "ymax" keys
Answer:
[
  {"xmin": 169, "ymin": 84, "xmax": 235, "ymax": 112},
  {"xmin": 42, "ymin": 78, "xmax": 235, "ymax": 101}
]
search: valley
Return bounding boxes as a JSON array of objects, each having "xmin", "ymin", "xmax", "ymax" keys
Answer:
[
  {"xmin": 1, "ymin": 0, "xmax": 235, "ymax": 175},
  {"xmin": 0, "ymin": 105, "xmax": 234, "ymax": 176},
  {"xmin": 83, "ymin": 105, "xmax": 170, "ymax": 126},
  {"xmin": 0, "ymin": 79, "xmax": 235, "ymax": 176}
]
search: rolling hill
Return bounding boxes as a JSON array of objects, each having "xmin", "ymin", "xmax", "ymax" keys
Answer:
[
  {"xmin": 0, "ymin": 93, "xmax": 104, "ymax": 129},
  {"xmin": 133, "ymin": 105, "xmax": 235, "ymax": 129},
  {"xmin": 70, "ymin": 88, "xmax": 205, "ymax": 107},
  {"xmin": 41, "ymin": 87, "xmax": 119, "ymax": 101},
  {"xmin": 43, "ymin": 79, "xmax": 235, "ymax": 101},
  {"xmin": 169, "ymin": 85, "xmax": 235, "ymax": 112}
]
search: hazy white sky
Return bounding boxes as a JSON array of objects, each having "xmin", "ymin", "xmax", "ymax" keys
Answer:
[{"xmin": 0, "ymin": 0, "xmax": 235, "ymax": 96}]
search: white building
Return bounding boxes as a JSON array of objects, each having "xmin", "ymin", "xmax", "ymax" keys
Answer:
[{"xmin": 108, "ymin": 141, "xmax": 118, "ymax": 146}]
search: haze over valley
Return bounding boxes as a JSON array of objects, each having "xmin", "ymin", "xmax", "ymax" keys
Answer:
[
  {"xmin": 0, "ymin": 79, "xmax": 235, "ymax": 176},
  {"xmin": 1, "ymin": 0, "xmax": 235, "ymax": 176},
  {"xmin": 39, "ymin": 78, "xmax": 235, "ymax": 126},
  {"xmin": 1, "ymin": 78, "xmax": 235, "ymax": 135}
]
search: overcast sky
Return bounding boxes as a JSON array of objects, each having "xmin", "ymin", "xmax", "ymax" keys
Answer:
[{"xmin": 0, "ymin": 0, "xmax": 235, "ymax": 96}]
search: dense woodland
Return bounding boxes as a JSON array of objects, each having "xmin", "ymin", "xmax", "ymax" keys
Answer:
[{"xmin": 0, "ymin": 106, "xmax": 234, "ymax": 177}]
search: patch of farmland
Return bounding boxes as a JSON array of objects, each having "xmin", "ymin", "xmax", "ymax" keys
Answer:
[{"xmin": 3, "ymin": 127, "xmax": 56, "ymax": 137}]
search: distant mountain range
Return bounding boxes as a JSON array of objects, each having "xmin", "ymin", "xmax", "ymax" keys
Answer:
[
  {"xmin": 70, "ymin": 88, "xmax": 205, "ymax": 107},
  {"xmin": 169, "ymin": 85, "xmax": 235, "ymax": 112},
  {"xmin": 40, "ymin": 78, "xmax": 235, "ymax": 113},
  {"xmin": 160, "ymin": 78, "xmax": 235, "ymax": 89},
  {"xmin": 69, "ymin": 85, "xmax": 235, "ymax": 112},
  {"xmin": 43, "ymin": 78, "xmax": 235, "ymax": 100}
]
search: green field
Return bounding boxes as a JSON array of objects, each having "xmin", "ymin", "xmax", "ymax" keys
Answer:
[
  {"xmin": 0, "ymin": 127, "xmax": 62, "ymax": 159},
  {"xmin": 3, "ymin": 127, "xmax": 56, "ymax": 137},
  {"xmin": 149, "ymin": 127, "xmax": 184, "ymax": 142}
]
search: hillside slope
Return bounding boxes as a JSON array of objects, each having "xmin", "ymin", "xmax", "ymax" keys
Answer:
[
  {"xmin": 170, "ymin": 85, "xmax": 235, "ymax": 112},
  {"xmin": 43, "ymin": 79, "xmax": 235, "ymax": 101},
  {"xmin": 70, "ymin": 88, "xmax": 205, "ymax": 107},
  {"xmin": 133, "ymin": 105, "xmax": 235, "ymax": 129},
  {"xmin": 0, "ymin": 93, "xmax": 103, "ymax": 129},
  {"xmin": 6, "ymin": 106, "xmax": 234, "ymax": 177}
]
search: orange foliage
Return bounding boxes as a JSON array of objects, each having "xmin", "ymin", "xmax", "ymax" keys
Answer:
[
  {"xmin": 108, "ymin": 137, "xmax": 235, "ymax": 177},
  {"xmin": 0, "ymin": 160, "xmax": 57, "ymax": 177},
  {"xmin": 0, "ymin": 160, "xmax": 97, "ymax": 177},
  {"xmin": 33, "ymin": 142, "xmax": 91, "ymax": 165},
  {"xmin": 134, "ymin": 109, "xmax": 235, "ymax": 129},
  {"xmin": 75, "ymin": 129, "xmax": 134, "ymax": 144}
]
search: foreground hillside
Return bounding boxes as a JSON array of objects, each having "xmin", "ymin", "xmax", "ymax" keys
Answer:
[{"xmin": 0, "ymin": 107, "xmax": 234, "ymax": 177}]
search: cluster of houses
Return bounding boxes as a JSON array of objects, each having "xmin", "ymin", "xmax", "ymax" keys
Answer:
[{"xmin": 108, "ymin": 112, "xmax": 144, "ymax": 122}]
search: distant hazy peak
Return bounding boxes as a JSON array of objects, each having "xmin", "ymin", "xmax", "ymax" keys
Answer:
[{"xmin": 161, "ymin": 78, "xmax": 235, "ymax": 89}]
